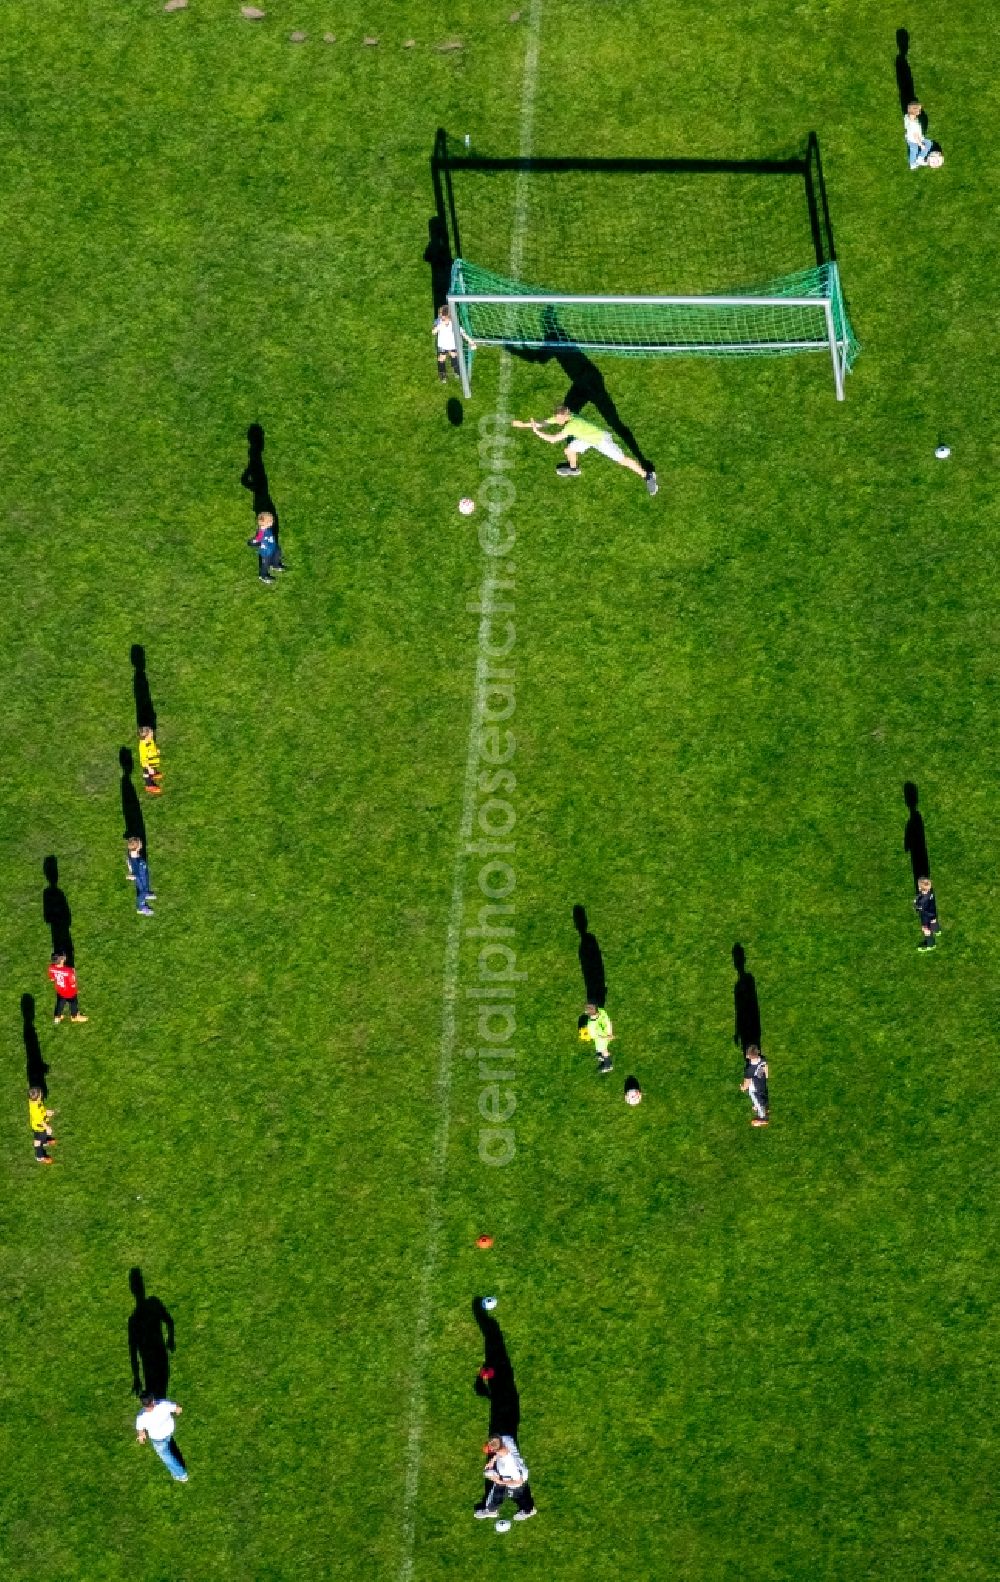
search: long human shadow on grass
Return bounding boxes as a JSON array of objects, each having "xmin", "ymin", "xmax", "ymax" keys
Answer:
[
  {"xmin": 423, "ymin": 200, "xmax": 465, "ymax": 422},
  {"xmin": 424, "ymin": 212, "xmax": 453, "ymax": 315},
  {"xmin": 733, "ymin": 943, "xmax": 762, "ymax": 1054},
  {"xmin": 240, "ymin": 424, "xmax": 285, "ymax": 568},
  {"xmin": 894, "ymin": 28, "xmax": 916, "ymax": 114},
  {"xmin": 131, "ymin": 644, "xmax": 157, "ymax": 732},
  {"xmin": 903, "ymin": 781, "xmax": 930, "ymax": 892},
  {"xmin": 573, "ymin": 905, "xmax": 607, "ymax": 1009},
  {"xmin": 120, "ymin": 748, "xmax": 147, "ymax": 857},
  {"xmin": 22, "ymin": 994, "xmax": 49, "ymax": 1098},
  {"xmin": 42, "ymin": 856, "xmax": 74, "ymax": 965},
  {"xmin": 473, "ymin": 1297, "xmax": 520, "ymax": 1441},
  {"xmin": 128, "ymin": 1268, "xmax": 176, "ymax": 1399},
  {"xmin": 892, "ymin": 31, "xmax": 937, "ymax": 148}
]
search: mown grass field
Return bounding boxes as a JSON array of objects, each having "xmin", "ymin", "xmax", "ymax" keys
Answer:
[{"xmin": 0, "ymin": 3, "xmax": 995, "ymax": 1579}]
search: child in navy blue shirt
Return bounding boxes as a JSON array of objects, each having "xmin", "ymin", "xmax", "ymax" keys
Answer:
[
  {"xmin": 248, "ymin": 511, "xmax": 279, "ymax": 585},
  {"xmin": 126, "ymin": 837, "xmax": 156, "ymax": 917},
  {"xmin": 914, "ymin": 877, "xmax": 941, "ymax": 951}
]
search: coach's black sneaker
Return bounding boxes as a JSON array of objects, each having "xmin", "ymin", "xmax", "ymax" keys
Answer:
[
  {"xmin": 645, "ymin": 468, "xmax": 658, "ymax": 496},
  {"xmin": 597, "ymin": 1054, "xmax": 614, "ymax": 1075},
  {"xmin": 259, "ymin": 574, "xmax": 276, "ymax": 586},
  {"xmin": 556, "ymin": 463, "xmax": 582, "ymax": 476}
]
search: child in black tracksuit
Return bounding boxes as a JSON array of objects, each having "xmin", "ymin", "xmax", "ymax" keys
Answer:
[
  {"xmin": 914, "ymin": 876, "xmax": 941, "ymax": 951},
  {"xmin": 741, "ymin": 1045, "xmax": 769, "ymax": 1127}
]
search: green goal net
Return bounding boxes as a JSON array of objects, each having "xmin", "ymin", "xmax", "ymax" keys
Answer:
[{"xmin": 448, "ymin": 257, "xmax": 859, "ymax": 400}]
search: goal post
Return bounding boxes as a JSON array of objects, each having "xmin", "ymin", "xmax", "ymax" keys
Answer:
[{"xmin": 448, "ymin": 258, "xmax": 859, "ymax": 401}]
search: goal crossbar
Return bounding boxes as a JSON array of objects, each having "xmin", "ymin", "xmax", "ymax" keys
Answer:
[{"xmin": 452, "ymin": 292, "xmax": 837, "ymax": 307}]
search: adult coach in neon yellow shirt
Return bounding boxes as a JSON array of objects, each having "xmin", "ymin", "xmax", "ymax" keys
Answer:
[{"xmin": 515, "ymin": 406, "xmax": 657, "ymax": 495}]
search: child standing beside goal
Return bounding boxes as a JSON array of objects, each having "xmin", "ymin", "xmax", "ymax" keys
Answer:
[{"xmin": 432, "ymin": 305, "xmax": 461, "ymax": 383}]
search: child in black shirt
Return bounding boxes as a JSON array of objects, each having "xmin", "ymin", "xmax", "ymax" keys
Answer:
[
  {"xmin": 914, "ymin": 877, "xmax": 941, "ymax": 951},
  {"xmin": 741, "ymin": 1045, "xmax": 769, "ymax": 1127}
]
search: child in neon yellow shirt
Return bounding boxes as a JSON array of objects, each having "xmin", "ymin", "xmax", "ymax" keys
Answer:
[
  {"xmin": 579, "ymin": 1002, "xmax": 615, "ymax": 1074},
  {"xmin": 138, "ymin": 726, "xmax": 163, "ymax": 796},
  {"xmin": 28, "ymin": 1087, "xmax": 56, "ymax": 1164}
]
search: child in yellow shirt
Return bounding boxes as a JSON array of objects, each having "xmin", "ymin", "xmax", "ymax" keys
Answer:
[
  {"xmin": 138, "ymin": 725, "xmax": 163, "ymax": 796},
  {"xmin": 579, "ymin": 1002, "xmax": 615, "ymax": 1074},
  {"xmin": 28, "ymin": 1086, "xmax": 56, "ymax": 1164}
]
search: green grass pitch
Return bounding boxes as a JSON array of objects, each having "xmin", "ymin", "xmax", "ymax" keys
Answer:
[{"xmin": 0, "ymin": 3, "xmax": 995, "ymax": 1579}]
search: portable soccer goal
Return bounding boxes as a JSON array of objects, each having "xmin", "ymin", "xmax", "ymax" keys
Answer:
[
  {"xmin": 436, "ymin": 129, "xmax": 860, "ymax": 403},
  {"xmin": 448, "ymin": 257, "xmax": 859, "ymax": 401}
]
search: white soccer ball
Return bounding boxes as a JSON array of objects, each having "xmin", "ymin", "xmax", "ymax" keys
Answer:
[
  {"xmin": 927, "ymin": 150, "xmax": 944, "ymax": 169},
  {"xmin": 935, "ymin": 445, "xmax": 951, "ymax": 459},
  {"xmin": 459, "ymin": 497, "xmax": 476, "ymax": 515},
  {"xmin": 625, "ymin": 1088, "xmax": 642, "ymax": 1106},
  {"xmin": 481, "ymin": 1296, "xmax": 498, "ymax": 1310},
  {"xmin": 495, "ymin": 1520, "xmax": 511, "ymax": 1534}
]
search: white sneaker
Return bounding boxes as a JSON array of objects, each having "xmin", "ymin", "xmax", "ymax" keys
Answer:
[{"xmin": 513, "ymin": 1508, "xmax": 537, "ymax": 1520}]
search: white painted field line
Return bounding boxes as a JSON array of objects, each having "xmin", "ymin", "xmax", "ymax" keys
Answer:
[{"xmin": 397, "ymin": 5, "xmax": 543, "ymax": 1578}]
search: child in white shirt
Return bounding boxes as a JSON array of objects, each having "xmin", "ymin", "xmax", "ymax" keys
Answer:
[
  {"xmin": 904, "ymin": 101, "xmax": 934, "ymax": 168},
  {"xmin": 432, "ymin": 305, "xmax": 460, "ymax": 382},
  {"xmin": 474, "ymin": 1434, "xmax": 537, "ymax": 1520}
]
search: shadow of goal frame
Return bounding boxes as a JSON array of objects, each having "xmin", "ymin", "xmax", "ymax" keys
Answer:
[{"xmin": 434, "ymin": 130, "xmax": 859, "ymax": 401}]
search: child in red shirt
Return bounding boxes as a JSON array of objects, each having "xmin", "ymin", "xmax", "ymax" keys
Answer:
[{"xmin": 47, "ymin": 953, "xmax": 88, "ymax": 1024}]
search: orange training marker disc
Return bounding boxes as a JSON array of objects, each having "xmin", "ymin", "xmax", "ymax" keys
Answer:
[{"xmin": 476, "ymin": 1234, "xmax": 494, "ymax": 1249}]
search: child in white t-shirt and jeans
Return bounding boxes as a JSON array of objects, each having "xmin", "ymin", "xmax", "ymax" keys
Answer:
[{"xmin": 904, "ymin": 101, "xmax": 934, "ymax": 168}]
